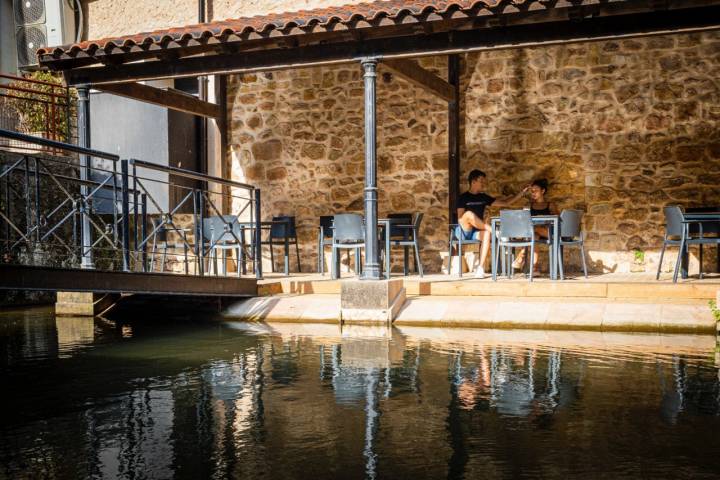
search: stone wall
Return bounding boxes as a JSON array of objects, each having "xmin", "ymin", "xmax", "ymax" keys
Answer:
[
  {"xmin": 228, "ymin": 30, "xmax": 720, "ymax": 275},
  {"xmin": 227, "ymin": 59, "xmax": 450, "ymax": 273},
  {"xmin": 82, "ymin": 0, "xmax": 372, "ymax": 39},
  {"xmin": 462, "ymin": 31, "xmax": 720, "ymax": 273}
]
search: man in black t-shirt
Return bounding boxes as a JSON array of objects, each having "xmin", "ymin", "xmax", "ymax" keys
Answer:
[{"xmin": 455, "ymin": 169, "xmax": 528, "ymax": 278}]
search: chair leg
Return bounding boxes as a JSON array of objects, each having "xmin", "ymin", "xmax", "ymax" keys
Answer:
[
  {"xmin": 161, "ymin": 245, "xmax": 167, "ymax": 273},
  {"xmin": 529, "ymin": 243, "xmax": 535, "ymax": 282},
  {"xmin": 699, "ymin": 244, "xmax": 704, "ymax": 280},
  {"xmin": 150, "ymin": 236, "xmax": 157, "ymax": 272},
  {"xmin": 558, "ymin": 245, "xmax": 564, "ymax": 280},
  {"xmin": 331, "ymin": 247, "xmax": 338, "ymax": 279},
  {"xmin": 236, "ymin": 247, "xmax": 242, "ymax": 277},
  {"xmin": 447, "ymin": 239, "xmax": 453, "ymax": 277},
  {"xmin": 403, "ymin": 245, "xmax": 409, "ymax": 276},
  {"xmin": 656, "ymin": 242, "xmax": 666, "ymax": 280},
  {"xmin": 673, "ymin": 236, "xmax": 686, "ymax": 283},
  {"xmin": 458, "ymin": 241, "xmax": 463, "ymax": 278},
  {"xmin": 295, "ymin": 238, "xmax": 301, "ymax": 273},
  {"xmin": 414, "ymin": 242, "xmax": 423, "ymax": 278},
  {"xmin": 184, "ymin": 243, "xmax": 189, "ymax": 275},
  {"xmin": 355, "ymin": 247, "xmax": 361, "ymax": 276}
]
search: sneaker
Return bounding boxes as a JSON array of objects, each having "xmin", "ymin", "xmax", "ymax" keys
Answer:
[{"xmin": 475, "ymin": 266, "xmax": 485, "ymax": 279}]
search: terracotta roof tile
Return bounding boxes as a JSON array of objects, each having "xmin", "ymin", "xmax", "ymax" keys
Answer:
[{"xmin": 38, "ymin": 0, "xmax": 548, "ymax": 60}]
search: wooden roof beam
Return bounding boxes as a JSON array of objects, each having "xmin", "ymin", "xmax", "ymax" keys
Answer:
[
  {"xmin": 381, "ymin": 58, "xmax": 455, "ymax": 102},
  {"xmin": 95, "ymin": 82, "xmax": 222, "ymax": 119}
]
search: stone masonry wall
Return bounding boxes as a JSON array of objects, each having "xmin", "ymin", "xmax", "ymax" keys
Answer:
[
  {"xmin": 229, "ymin": 30, "xmax": 720, "ymax": 275},
  {"xmin": 228, "ymin": 59, "xmax": 450, "ymax": 273},
  {"xmin": 462, "ymin": 31, "xmax": 720, "ymax": 273}
]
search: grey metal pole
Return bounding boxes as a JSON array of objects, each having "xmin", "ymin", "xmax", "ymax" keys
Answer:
[
  {"xmin": 361, "ymin": 58, "xmax": 381, "ymax": 280},
  {"xmin": 77, "ymin": 85, "xmax": 94, "ymax": 269}
]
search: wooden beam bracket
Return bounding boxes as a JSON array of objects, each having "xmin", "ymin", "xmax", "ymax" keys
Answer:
[
  {"xmin": 96, "ymin": 82, "xmax": 222, "ymax": 118},
  {"xmin": 381, "ymin": 58, "xmax": 455, "ymax": 102}
]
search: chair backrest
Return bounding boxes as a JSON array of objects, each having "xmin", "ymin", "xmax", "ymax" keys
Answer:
[
  {"xmin": 499, "ymin": 210, "xmax": 533, "ymax": 239},
  {"xmin": 270, "ymin": 215, "xmax": 297, "ymax": 239},
  {"xmin": 333, "ymin": 214, "xmax": 364, "ymax": 244},
  {"xmin": 664, "ymin": 206, "xmax": 685, "ymax": 237},
  {"xmin": 560, "ymin": 209, "xmax": 583, "ymax": 238},
  {"xmin": 319, "ymin": 215, "xmax": 334, "ymax": 238},
  {"xmin": 413, "ymin": 212, "xmax": 424, "ymax": 231},
  {"xmin": 388, "ymin": 213, "xmax": 413, "ymax": 238},
  {"xmin": 203, "ymin": 216, "xmax": 228, "ymax": 242},
  {"xmin": 151, "ymin": 217, "xmax": 167, "ymax": 242}
]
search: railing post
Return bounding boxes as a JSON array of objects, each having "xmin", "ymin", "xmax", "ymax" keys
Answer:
[
  {"xmin": 195, "ymin": 189, "xmax": 205, "ymax": 276},
  {"xmin": 121, "ymin": 159, "xmax": 131, "ymax": 271},
  {"xmin": 141, "ymin": 193, "xmax": 147, "ymax": 272},
  {"xmin": 254, "ymin": 188, "xmax": 263, "ymax": 280},
  {"xmin": 77, "ymin": 85, "xmax": 94, "ymax": 269}
]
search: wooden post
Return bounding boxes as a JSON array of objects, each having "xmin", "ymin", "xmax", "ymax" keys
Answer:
[{"xmin": 447, "ymin": 55, "xmax": 461, "ymax": 224}]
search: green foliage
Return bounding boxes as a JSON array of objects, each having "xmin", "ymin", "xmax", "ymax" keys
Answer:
[
  {"xmin": 7, "ymin": 71, "xmax": 75, "ymax": 142},
  {"xmin": 710, "ymin": 300, "xmax": 720, "ymax": 323},
  {"xmin": 633, "ymin": 249, "xmax": 645, "ymax": 263}
]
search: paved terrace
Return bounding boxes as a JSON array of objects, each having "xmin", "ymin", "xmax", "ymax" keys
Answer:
[{"xmin": 222, "ymin": 272, "xmax": 720, "ymax": 333}]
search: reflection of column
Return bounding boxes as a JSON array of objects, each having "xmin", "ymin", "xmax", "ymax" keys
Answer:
[
  {"xmin": 446, "ymin": 351, "xmax": 468, "ymax": 480},
  {"xmin": 363, "ymin": 368, "xmax": 379, "ymax": 480},
  {"xmin": 319, "ymin": 345, "xmax": 326, "ymax": 381},
  {"xmin": 410, "ymin": 345, "xmax": 421, "ymax": 394},
  {"xmin": 546, "ymin": 350, "xmax": 561, "ymax": 408}
]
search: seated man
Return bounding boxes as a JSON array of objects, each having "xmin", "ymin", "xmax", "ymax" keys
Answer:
[{"xmin": 456, "ymin": 169, "xmax": 528, "ymax": 278}]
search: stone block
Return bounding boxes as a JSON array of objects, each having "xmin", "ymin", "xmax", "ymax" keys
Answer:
[
  {"xmin": 340, "ymin": 279, "xmax": 406, "ymax": 324},
  {"xmin": 56, "ymin": 292, "xmax": 119, "ymax": 317}
]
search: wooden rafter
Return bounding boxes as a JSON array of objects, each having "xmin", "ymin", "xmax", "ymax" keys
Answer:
[
  {"xmin": 381, "ymin": 58, "xmax": 455, "ymax": 102},
  {"xmin": 95, "ymin": 82, "xmax": 222, "ymax": 119}
]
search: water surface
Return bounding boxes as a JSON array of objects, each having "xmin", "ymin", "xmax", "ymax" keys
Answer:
[{"xmin": 1, "ymin": 307, "xmax": 720, "ymax": 479}]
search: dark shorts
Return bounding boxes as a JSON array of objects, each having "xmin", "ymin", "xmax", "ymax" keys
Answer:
[{"xmin": 454, "ymin": 225, "xmax": 480, "ymax": 241}]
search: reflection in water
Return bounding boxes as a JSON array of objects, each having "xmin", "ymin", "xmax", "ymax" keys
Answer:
[{"xmin": 1, "ymin": 309, "xmax": 720, "ymax": 479}]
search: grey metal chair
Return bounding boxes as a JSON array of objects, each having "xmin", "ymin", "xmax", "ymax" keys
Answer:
[
  {"xmin": 318, "ymin": 215, "xmax": 334, "ymax": 275},
  {"xmin": 558, "ymin": 209, "xmax": 588, "ymax": 279},
  {"xmin": 657, "ymin": 206, "xmax": 720, "ymax": 282},
  {"xmin": 149, "ymin": 217, "xmax": 190, "ymax": 274},
  {"xmin": 258, "ymin": 215, "xmax": 300, "ymax": 274},
  {"xmin": 202, "ymin": 215, "xmax": 245, "ymax": 276},
  {"xmin": 495, "ymin": 209, "xmax": 536, "ymax": 282},
  {"xmin": 447, "ymin": 222, "xmax": 484, "ymax": 278},
  {"xmin": 382, "ymin": 213, "xmax": 424, "ymax": 277},
  {"xmin": 330, "ymin": 214, "xmax": 365, "ymax": 280}
]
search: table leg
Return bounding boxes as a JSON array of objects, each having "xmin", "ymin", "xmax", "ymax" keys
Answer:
[
  {"xmin": 553, "ymin": 218, "xmax": 565, "ymax": 280},
  {"xmin": 284, "ymin": 236, "xmax": 290, "ymax": 275},
  {"xmin": 681, "ymin": 244, "xmax": 689, "ymax": 279},
  {"xmin": 491, "ymin": 220, "xmax": 497, "ymax": 281},
  {"xmin": 386, "ymin": 225, "xmax": 391, "ymax": 280}
]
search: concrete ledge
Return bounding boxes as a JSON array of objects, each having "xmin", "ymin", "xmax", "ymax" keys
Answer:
[{"xmin": 224, "ymin": 293, "xmax": 717, "ymax": 334}]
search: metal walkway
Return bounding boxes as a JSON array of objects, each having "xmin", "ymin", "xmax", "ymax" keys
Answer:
[{"xmin": 1, "ymin": 129, "xmax": 262, "ymax": 298}]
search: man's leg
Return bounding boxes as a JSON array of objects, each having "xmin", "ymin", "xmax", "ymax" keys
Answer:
[
  {"xmin": 460, "ymin": 211, "xmax": 485, "ymax": 231},
  {"xmin": 477, "ymin": 225, "xmax": 491, "ymax": 270}
]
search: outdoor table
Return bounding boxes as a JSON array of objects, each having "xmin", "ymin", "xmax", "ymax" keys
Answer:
[
  {"xmin": 490, "ymin": 214, "xmax": 560, "ymax": 281},
  {"xmin": 680, "ymin": 211, "xmax": 720, "ymax": 279},
  {"xmin": 236, "ymin": 219, "xmax": 291, "ymax": 276}
]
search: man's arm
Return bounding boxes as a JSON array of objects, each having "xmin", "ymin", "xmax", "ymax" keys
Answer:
[{"xmin": 492, "ymin": 186, "xmax": 529, "ymax": 208}]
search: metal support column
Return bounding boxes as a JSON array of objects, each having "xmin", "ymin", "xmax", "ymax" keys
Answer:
[
  {"xmin": 361, "ymin": 58, "xmax": 381, "ymax": 280},
  {"xmin": 77, "ymin": 86, "xmax": 94, "ymax": 269},
  {"xmin": 254, "ymin": 188, "xmax": 263, "ymax": 280},
  {"xmin": 447, "ymin": 55, "xmax": 461, "ymax": 224}
]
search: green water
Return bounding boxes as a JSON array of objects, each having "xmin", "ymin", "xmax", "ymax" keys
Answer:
[{"xmin": 1, "ymin": 307, "xmax": 720, "ymax": 479}]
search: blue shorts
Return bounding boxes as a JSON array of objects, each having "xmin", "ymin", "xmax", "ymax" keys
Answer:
[{"xmin": 454, "ymin": 225, "xmax": 480, "ymax": 241}]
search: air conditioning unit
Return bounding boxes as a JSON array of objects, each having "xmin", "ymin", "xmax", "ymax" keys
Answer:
[{"xmin": 13, "ymin": 0, "xmax": 76, "ymax": 70}]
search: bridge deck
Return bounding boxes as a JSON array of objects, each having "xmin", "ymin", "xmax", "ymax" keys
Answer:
[{"xmin": 0, "ymin": 265, "xmax": 257, "ymax": 297}]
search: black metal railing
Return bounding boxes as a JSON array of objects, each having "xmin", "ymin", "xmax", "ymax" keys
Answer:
[{"xmin": 0, "ymin": 128, "xmax": 263, "ymax": 279}]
